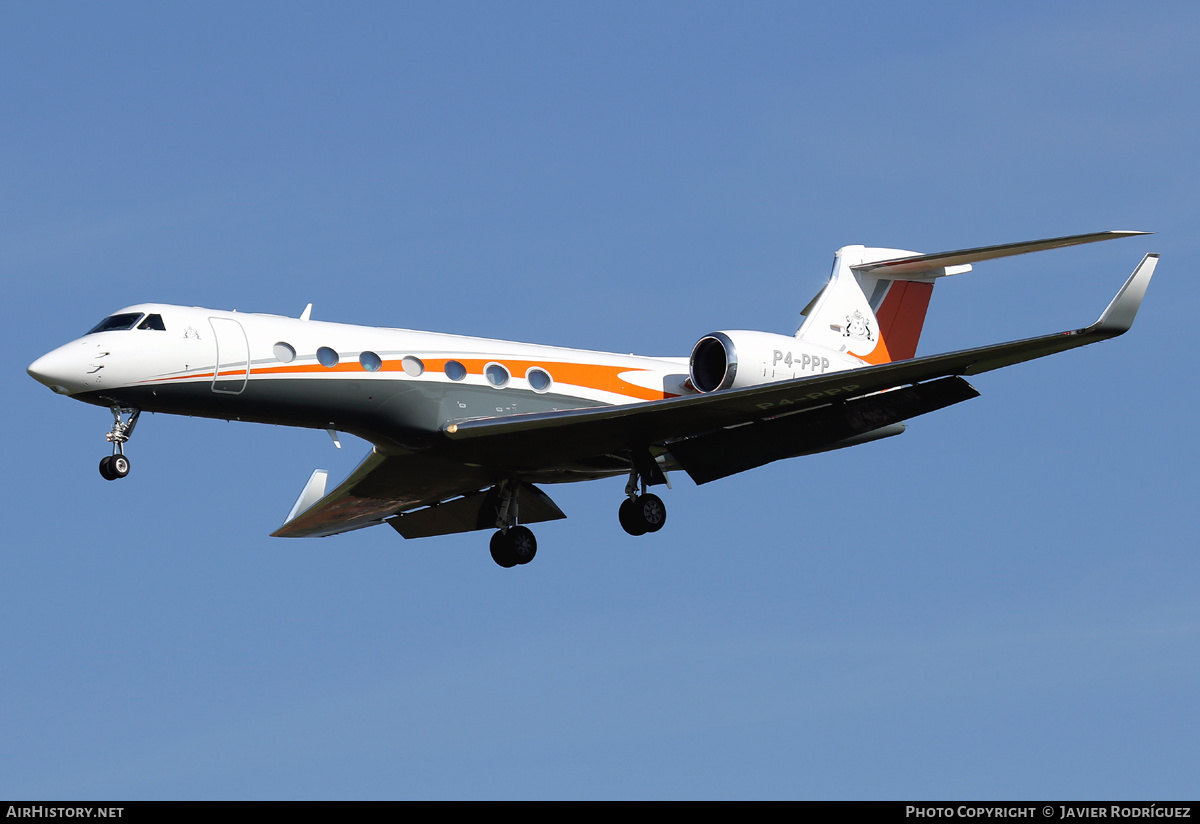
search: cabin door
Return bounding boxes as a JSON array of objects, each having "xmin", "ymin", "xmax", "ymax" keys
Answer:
[{"xmin": 209, "ymin": 317, "xmax": 249, "ymax": 394}]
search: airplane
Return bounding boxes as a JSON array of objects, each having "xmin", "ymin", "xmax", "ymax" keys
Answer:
[{"xmin": 27, "ymin": 230, "xmax": 1157, "ymax": 568}]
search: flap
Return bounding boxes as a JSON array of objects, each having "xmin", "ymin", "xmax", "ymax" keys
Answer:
[{"xmin": 388, "ymin": 482, "xmax": 567, "ymax": 539}]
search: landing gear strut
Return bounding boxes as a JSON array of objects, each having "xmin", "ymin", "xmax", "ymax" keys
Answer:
[
  {"xmin": 99, "ymin": 406, "xmax": 140, "ymax": 481},
  {"xmin": 619, "ymin": 462, "xmax": 667, "ymax": 536},
  {"xmin": 489, "ymin": 481, "xmax": 538, "ymax": 568}
]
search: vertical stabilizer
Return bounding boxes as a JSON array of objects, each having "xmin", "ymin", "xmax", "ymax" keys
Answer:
[
  {"xmin": 795, "ymin": 245, "xmax": 956, "ymax": 364},
  {"xmin": 795, "ymin": 231, "xmax": 1149, "ymax": 364}
]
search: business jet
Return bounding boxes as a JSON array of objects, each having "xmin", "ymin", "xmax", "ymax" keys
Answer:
[{"xmin": 27, "ymin": 230, "xmax": 1156, "ymax": 567}]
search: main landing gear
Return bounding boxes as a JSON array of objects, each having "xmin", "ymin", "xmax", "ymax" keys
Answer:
[
  {"xmin": 482, "ymin": 457, "xmax": 670, "ymax": 567},
  {"xmin": 489, "ymin": 481, "xmax": 538, "ymax": 568},
  {"xmin": 618, "ymin": 465, "xmax": 667, "ymax": 536},
  {"xmin": 99, "ymin": 406, "xmax": 140, "ymax": 481}
]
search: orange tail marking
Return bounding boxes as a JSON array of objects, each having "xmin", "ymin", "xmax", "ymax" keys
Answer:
[{"xmin": 862, "ymin": 280, "xmax": 934, "ymax": 364}]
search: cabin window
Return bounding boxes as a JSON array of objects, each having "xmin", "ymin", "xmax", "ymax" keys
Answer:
[
  {"xmin": 86, "ymin": 313, "xmax": 143, "ymax": 334},
  {"xmin": 401, "ymin": 356, "xmax": 424, "ymax": 377},
  {"xmin": 274, "ymin": 342, "xmax": 296, "ymax": 363},
  {"xmin": 137, "ymin": 314, "xmax": 166, "ymax": 330},
  {"xmin": 485, "ymin": 363, "xmax": 510, "ymax": 388},
  {"xmin": 527, "ymin": 367, "xmax": 552, "ymax": 393},
  {"xmin": 359, "ymin": 351, "xmax": 382, "ymax": 372},
  {"xmin": 445, "ymin": 360, "xmax": 467, "ymax": 381},
  {"xmin": 317, "ymin": 347, "xmax": 340, "ymax": 368}
]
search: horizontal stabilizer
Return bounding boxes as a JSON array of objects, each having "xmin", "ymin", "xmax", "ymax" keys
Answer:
[{"xmin": 853, "ymin": 230, "xmax": 1150, "ymax": 277}]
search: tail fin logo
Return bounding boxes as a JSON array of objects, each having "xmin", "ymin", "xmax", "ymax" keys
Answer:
[{"xmin": 844, "ymin": 310, "xmax": 874, "ymax": 342}]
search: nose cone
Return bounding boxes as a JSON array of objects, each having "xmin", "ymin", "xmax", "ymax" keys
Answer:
[{"xmin": 28, "ymin": 344, "xmax": 86, "ymax": 395}]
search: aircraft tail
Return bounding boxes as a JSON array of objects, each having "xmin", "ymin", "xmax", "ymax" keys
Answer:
[{"xmin": 794, "ymin": 231, "xmax": 1150, "ymax": 365}]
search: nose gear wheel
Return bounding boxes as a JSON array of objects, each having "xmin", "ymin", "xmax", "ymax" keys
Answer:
[
  {"xmin": 98, "ymin": 406, "xmax": 140, "ymax": 480},
  {"xmin": 99, "ymin": 454, "xmax": 131, "ymax": 481}
]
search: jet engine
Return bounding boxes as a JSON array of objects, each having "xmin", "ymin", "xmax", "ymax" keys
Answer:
[{"xmin": 689, "ymin": 330, "xmax": 857, "ymax": 393}]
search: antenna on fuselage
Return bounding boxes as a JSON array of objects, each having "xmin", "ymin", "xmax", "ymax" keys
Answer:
[{"xmin": 300, "ymin": 303, "xmax": 313, "ymax": 321}]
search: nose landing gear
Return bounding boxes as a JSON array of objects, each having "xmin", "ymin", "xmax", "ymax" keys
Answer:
[{"xmin": 99, "ymin": 406, "xmax": 140, "ymax": 481}]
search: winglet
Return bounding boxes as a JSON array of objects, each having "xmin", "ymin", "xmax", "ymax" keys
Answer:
[
  {"xmin": 283, "ymin": 469, "xmax": 328, "ymax": 524},
  {"xmin": 1090, "ymin": 253, "xmax": 1158, "ymax": 335}
]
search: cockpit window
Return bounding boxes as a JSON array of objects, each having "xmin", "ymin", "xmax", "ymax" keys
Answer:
[
  {"xmin": 86, "ymin": 313, "xmax": 144, "ymax": 334},
  {"xmin": 137, "ymin": 314, "xmax": 166, "ymax": 330}
]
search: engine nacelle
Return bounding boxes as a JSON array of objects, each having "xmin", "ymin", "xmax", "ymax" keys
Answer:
[{"xmin": 689, "ymin": 330, "xmax": 860, "ymax": 393}]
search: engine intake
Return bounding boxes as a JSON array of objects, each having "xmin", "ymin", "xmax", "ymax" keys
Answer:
[{"xmin": 689, "ymin": 333, "xmax": 737, "ymax": 393}]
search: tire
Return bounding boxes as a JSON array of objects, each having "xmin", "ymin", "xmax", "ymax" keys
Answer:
[
  {"xmin": 490, "ymin": 531, "xmax": 518, "ymax": 568},
  {"xmin": 619, "ymin": 498, "xmax": 648, "ymax": 536},
  {"xmin": 99, "ymin": 456, "xmax": 116, "ymax": 481}
]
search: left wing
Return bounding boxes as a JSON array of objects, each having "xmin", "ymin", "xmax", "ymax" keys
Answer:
[
  {"xmin": 275, "ymin": 253, "xmax": 1156, "ymax": 538},
  {"xmin": 273, "ymin": 448, "xmax": 499, "ymax": 538},
  {"xmin": 271, "ymin": 449, "xmax": 567, "ymax": 539}
]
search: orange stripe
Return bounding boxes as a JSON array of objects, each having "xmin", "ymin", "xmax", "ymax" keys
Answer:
[
  {"xmin": 143, "ymin": 357, "xmax": 673, "ymax": 401},
  {"xmin": 422, "ymin": 358, "xmax": 669, "ymax": 401}
]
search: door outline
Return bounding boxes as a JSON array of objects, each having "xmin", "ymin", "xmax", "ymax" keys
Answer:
[{"xmin": 209, "ymin": 317, "xmax": 250, "ymax": 394}]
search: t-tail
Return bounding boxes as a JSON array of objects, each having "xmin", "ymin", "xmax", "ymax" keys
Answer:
[{"xmin": 794, "ymin": 230, "xmax": 1151, "ymax": 365}]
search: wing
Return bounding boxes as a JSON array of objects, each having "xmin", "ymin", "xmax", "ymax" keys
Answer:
[
  {"xmin": 441, "ymin": 253, "xmax": 1157, "ymax": 472},
  {"xmin": 272, "ymin": 449, "xmax": 468, "ymax": 538},
  {"xmin": 275, "ymin": 253, "xmax": 1156, "ymax": 538}
]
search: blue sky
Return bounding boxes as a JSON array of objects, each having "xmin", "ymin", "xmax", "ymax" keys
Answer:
[{"xmin": 3, "ymin": 1, "xmax": 1198, "ymax": 799}]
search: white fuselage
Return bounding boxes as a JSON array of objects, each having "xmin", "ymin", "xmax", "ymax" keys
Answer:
[{"xmin": 29, "ymin": 303, "xmax": 710, "ymax": 452}]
